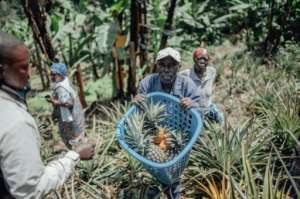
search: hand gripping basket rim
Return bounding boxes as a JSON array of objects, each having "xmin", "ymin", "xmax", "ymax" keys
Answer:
[{"xmin": 116, "ymin": 92, "xmax": 203, "ymax": 169}]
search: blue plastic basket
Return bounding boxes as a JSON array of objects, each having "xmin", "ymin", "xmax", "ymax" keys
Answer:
[{"xmin": 116, "ymin": 92, "xmax": 203, "ymax": 185}]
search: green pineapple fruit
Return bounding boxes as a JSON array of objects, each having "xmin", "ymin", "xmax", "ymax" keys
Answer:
[{"xmin": 146, "ymin": 144, "xmax": 168, "ymax": 163}]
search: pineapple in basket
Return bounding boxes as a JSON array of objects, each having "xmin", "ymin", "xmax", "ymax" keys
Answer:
[
  {"xmin": 124, "ymin": 113, "xmax": 168, "ymax": 163},
  {"xmin": 151, "ymin": 127, "xmax": 190, "ymax": 162},
  {"xmin": 146, "ymin": 145, "xmax": 169, "ymax": 163},
  {"xmin": 125, "ymin": 115, "xmax": 169, "ymax": 163},
  {"xmin": 124, "ymin": 101, "xmax": 189, "ymax": 163},
  {"xmin": 166, "ymin": 129, "xmax": 190, "ymax": 159},
  {"xmin": 124, "ymin": 112, "xmax": 151, "ymax": 156},
  {"xmin": 136, "ymin": 100, "xmax": 167, "ymax": 132},
  {"xmin": 147, "ymin": 127, "xmax": 189, "ymax": 163},
  {"xmin": 145, "ymin": 127, "xmax": 171, "ymax": 163}
]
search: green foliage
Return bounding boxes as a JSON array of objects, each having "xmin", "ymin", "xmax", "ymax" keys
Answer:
[
  {"xmin": 250, "ymin": 82, "xmax": 300, "ymax": 153},
  {"xmin": 28, "ymin": 91, "xmax": 52, "ymax": 113},
  {"xmin": 1, "ymin": 2, "xmax": 300, "ymax": 197},
  {"xmin": 191, "ymin": 120, "xmax": 272, "ymax": 179},
  {"xmin": 85, "ymin": 75, "xmax": 116, "ymax": 102},
  {"xmin": 273, "ymin": 43, "xmax": 300, "ymax": 78}
]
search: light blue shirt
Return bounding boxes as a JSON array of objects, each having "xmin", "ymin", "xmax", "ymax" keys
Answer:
[{"xmin": 137, "ymin": 73, "xmax": 201, "ymax": 107}]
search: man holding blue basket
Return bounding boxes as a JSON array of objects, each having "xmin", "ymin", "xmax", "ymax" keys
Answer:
[
  {"xmin": 134, "ymin": 47, "xmax": 200, "ymax": 110},
  {"xmin": 134, "ymin": 47, "xmax": 201, "ymax": 199}
]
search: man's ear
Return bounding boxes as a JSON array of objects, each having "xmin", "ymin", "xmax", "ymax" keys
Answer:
[
  {"xmin": 0, "ymin": 64, "xmax": 3, "ymax": 80},
  {"xmin": 0, "ymin": 63, "xmax": 8, "ymax": 71},
  {"xmin": 0, "ymin": 63, "xmax": 8, "ymax": 79}
]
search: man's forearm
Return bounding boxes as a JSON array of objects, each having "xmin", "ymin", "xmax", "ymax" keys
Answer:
[
  {"xmin": 52, "ymin": 99, "xmax": 72, "ymax": 108},
  {"xmin": 31, "ymin": 151, "xmax": 79, "ymax": 199}
]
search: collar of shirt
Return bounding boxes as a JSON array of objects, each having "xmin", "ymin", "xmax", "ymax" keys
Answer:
[
  {"xmin": 0, "ymin": 88, "xmax": 27, "ymax": 111},
  {"xmin": 190, "ymin": 67, "xmax": 215, "ymax": 85}
]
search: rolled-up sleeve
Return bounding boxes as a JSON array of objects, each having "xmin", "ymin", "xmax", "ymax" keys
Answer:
[
  {"xmin": 0, "ymin": 120, "xmax": 79, "ymax": 199},
  {"xmin": 183, "ymin": 78, "xmax": 201, "ymax": 105}
]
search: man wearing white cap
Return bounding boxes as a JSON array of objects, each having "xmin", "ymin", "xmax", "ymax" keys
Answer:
[
  {"xmin": 134, "ymin": 47, "xmax": 201, "ymax": 199},
  {"xmin": 134, "ymin": 47, "xmax": 200, "ymax": 109}
]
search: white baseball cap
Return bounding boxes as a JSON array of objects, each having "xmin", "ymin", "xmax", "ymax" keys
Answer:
[{"xmin": 156, "ymin": 47, "xmax": 181, "ymax": 63}]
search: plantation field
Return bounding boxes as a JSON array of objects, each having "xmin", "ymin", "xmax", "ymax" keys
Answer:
[
  {"xmin": 1, "ymin": 0, "xmax": 300, "ymax": 198},
  {"xmin": 29, "ymin": 42, "xmax": 300, "ymax": 199}
]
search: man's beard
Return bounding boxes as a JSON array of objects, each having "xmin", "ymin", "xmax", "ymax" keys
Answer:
[{"xmin": 160, "ymin": 73, "xmax": 176, "ymax": 84}]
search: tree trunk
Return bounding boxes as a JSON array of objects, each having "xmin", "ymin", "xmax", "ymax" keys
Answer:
[
  {"xmin": 90, "ymin": 59, "xmax": 99, "ymax": 80},
  {"xmin": 151, "ymin": 0, "xmax": 178, "ymax": 73},
  {"xmin": 128, "ymin": 0, "xmax": 140, "ymax": 96},
  {"xmin": 22, "ymin": 0, "xmax": 56, "ymax": 62},
  {"xmin": 76, "ymin": 64, "xmax": 87, "ymax": 108},
  {"xmin": 263, "ymin": 0, "xmax": 283, "ymax": 56},
  {"xmin": 35, "ymin": 59, "xmax": 47, "ymax": 90},
  {"xmin": 279, "ymin": 0, "xmax": 292, "ymax": 46},
  {"xmin": 30, "ymin": 44, "xmax": 46, "ymax": 90},
  {"xmin": 112, "ymin": 48, "xmax": 125, "ymax": 99},
  {"xmin": 130, "ymin": 0, "xmax": 139, "ymax": 51},
  {"xmin": 34, "ymin": 43, "xmax": 50, "ymax": 90},
  {"xmin": 159, "ymin": 0, "xmax": 178, "ymax": 50},
  {"xmin": 139, "ymin": 0, "xmax": 148, "ymax": 68},
  {"xmin": 112, "ymin": 11, "xmax": 126, "ymax": 99},
  {"xmin": 128, "ymin": 42, "xmax": 137, "ymax": 96}
]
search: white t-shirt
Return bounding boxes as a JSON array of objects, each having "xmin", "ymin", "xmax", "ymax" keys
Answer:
[{"xmin": 180, "ymin": 66, "xmax": 216, "ymax": 113}]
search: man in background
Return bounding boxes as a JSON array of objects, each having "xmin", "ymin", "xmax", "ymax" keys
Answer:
[
  {"xmin": 181, "ymin": 47, "xmax": 224, "ymax": 124},
  {"xmin": 46, "ymin": 63, "xmax": 86, "ymax": 149}
]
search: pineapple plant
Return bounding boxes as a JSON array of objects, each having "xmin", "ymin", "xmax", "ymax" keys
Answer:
[
  {"xmin": 124, "ymin": 112, "xmax": 150, "ymax": 156},
  {"xmin": 136, "ymin": 100, "xmax": 167, "ymax": 131},
  {"xmin": 166, "ymin": 129, "xmax": 190, "ymax": 157}
]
